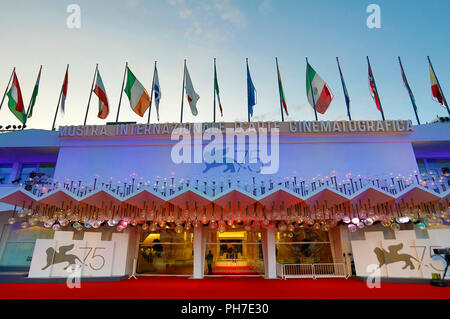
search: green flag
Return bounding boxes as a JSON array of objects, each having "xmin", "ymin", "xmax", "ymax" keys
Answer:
[{"xmin": 27, "ymin": 68, "xmax": 42, "ymax": 118}]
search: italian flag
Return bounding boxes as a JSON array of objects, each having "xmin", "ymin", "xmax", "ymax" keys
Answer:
[
  {"xmin": 124, "ymin": 66, "xmax": 150, "ymax": 117},
  {"xmin": 306, "ymin": 62, "xmax": 333, "ymax": 114},
  {"xmin": 429, "ymin": 62, "xmax": 445, "ymax": 107},
  {"xmin": 7, "ymin": 71, "xmax": 26, "ymax": 124}
]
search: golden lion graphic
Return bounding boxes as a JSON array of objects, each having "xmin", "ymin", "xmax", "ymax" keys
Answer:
[
  {"xmin": 42, "ymin": 244, "xmax": 83, "ymax": 270},
  {"xmin": 374, "ymin": 243, "xmax": 421, "ymax": 270}
]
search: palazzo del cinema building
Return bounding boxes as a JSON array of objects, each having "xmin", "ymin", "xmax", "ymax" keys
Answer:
[{"xmin": 0, "ymin": 119, "xmax": 449, "ymax": 282}]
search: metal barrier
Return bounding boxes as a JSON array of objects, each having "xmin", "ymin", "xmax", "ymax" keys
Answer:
[{"xmin": 277, "ymin": 263, "xmax": 348, "ymax": 279}]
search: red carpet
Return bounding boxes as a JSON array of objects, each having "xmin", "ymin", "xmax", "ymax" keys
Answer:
[
  {"xmin": 0, "ymin": 277, "xmax": 449, "ymax": 299},
  {"xmin": 212, "ymin": 266, "xmax": 260, "ymax": 275}
]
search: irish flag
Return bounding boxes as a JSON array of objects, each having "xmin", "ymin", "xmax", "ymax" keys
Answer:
[
  {"xmin": 7, "ymin": 71, "xmax": 26, "ymax": 124},
  {"xmin": 306, "ymin": 62, "xmax": 333, "ymax": 114},
  {"xmin": 429, "ymin": 62, "xmax": 445, "ymax": 107},
  {"xmin": 94, "ymin": 70, "xmax": 109, "ymax": 119},
  {"xmin": 124, "ymin": 66, "xmax": 150, "ymax": 117}
]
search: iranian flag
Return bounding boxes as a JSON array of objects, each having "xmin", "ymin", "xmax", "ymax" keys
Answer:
[
  {"xmin": 306, "ymin": 62, "xmax": 333, "ymax": 114},
  {"xmin": 93, "ymin": 70, "xmax": 109, "ymax": 119},
  {"xmin": 7, "ymin": 71, "xmax": 26, "ymax": 124},
  {"xmin": 124, "ymin": 66, "xmax": 150, "ymax": 117},
  {"xmin": 429, "ymin": 62, "xmax": 445, "ymax": 107}
]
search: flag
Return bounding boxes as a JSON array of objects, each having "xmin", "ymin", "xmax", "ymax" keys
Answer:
[
  {"xmin": 60, "ymin": 68, "xmax": 68, "ymax": 114},
  {"xmin": 399, "ymin": 59, "xmax": 417, "ymax": 112},
  {"xmin": 153, "ymin": 66, "xmax": 161, "ymax": 121},
  {"xmin": 337, "ymin": 59, "xmax": 350, "ymax": 116},
  {"xmin": 214, "ymin": 64, "xmax": 223, "ymax": 117},
  {"xmin": 184, "ymin": 64, "xmax": 199, "ymax": 116},
  {"xmin": 27, "ymin": 68, "xmax": 41, "ymax": 118},
  {"xmin": 276, "ymin": 62, "xmax": 288, "ymax": 116},
  {"xmin": 429, "ymin": 62, "xmax": 445, "ymax": 107},
  {"xmin": 93, "ymin": 70, "xmax": 109, "ymax": 119},
  {"xmin": 7, "ymin": 71, "xmax": 26, "ymax": 124},
  {"xmin": 247, "ymin": 63, "xmax": 256, "ymax": 117},
  {"xmin": 124, "ymin": 66, "xmax": 150, "ymax": 117},
  {"xmin": 306, "ymin": 62, "xmax": 333, "ymax": 114},
  {"xmin": 367, "ymin": 60, "xmax": 382, "ymax": 111}
]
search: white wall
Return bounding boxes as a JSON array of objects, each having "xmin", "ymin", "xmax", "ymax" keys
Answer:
[{"xmin": 54, "ymin": 136, "xmax": 419, "ymax": 183}]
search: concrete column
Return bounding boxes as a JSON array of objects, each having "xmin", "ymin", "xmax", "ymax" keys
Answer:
[
  {"xmin": 262, "ymin": 227, "xmax": 277, "ymax": 279},
  {"xmin": 8, "ymin": 162, "xmax": 21, "ymax": 184},
  {"xmin": 192, "ymin": 226, "xmax": 205, "ymax": 279}
]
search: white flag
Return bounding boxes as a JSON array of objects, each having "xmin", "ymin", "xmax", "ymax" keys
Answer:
[
  {"xmin": 184, "ymin": 64, "xmax": 199, "ymax": 116},
  {"xmin": 153, "ymin": 66, "xmax": 161, "ymax": 121}
]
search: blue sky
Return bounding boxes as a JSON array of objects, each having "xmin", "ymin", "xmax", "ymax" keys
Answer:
[{"xmin": 0, "ymin": 0, "xmax": 449, "ymax": 128}]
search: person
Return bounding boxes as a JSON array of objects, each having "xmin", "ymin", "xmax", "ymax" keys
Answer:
[
  {"xmin": 231, "ymin": 246, "xmax": 237, "ymax": 263},
  {"xmin": 206, "ymin": 250, "xmax": 214, "ymax": 275}
]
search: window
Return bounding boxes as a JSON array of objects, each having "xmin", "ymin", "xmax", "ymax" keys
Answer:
[
  {"xmin": 19, "ymin": 164, "xmax": 37, "ymax": 184},
  {"xmin": 0, "ymin": 164, "xmax": 12, "ymax": 183},
  {"xmin": 136, "ymin": 230, "xmax": 193, "ymax": 275},
  {"xmin": 38, "ymin": 163, "xmax": 55, "ymax": 179},
  {"xmin": 0, "ymin": 225, "xmax": 54, "ymax": 267},
  {"xmin": 19, "ymin": 163, "xmax": 55, "ymax": 184},
  {"xmin": 276, "ymin": 229, "xmax": 333, "ymax": 264}
]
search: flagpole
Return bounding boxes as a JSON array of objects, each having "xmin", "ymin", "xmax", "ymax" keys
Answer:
[
  {"xmin": 428, "ymin": 56, "xmax": 450, "ymax": 116},
  {"xmin": 180, "ymin": 59, "xmax": 186, "ymax": 124},
  {"xmin": 367, "ymin": 56, "xmax": 385, "ymax": 121},
  {"xmin": 148, "ymin": 61, "xmax": 157, "ymax": 124},
  {"xmin": 23, "ymin": 65, "xmax": 42, "ymax": 130},
  {"xmin": 213, "ymin": 58, "xmax": 216, "ymax": 123},
  {"xmin": 306, "ymin": 57, "xmax": 318, "ymax": 121},
  {"xmin": 116, "ymin": 62, "xmax": 128, "ymax": 123},
  {"xmin": 52, "ymin": 64, "xmax": 69, "ymax": 131},
  {"xmin": 398, "ymin": 57, "xmax": 420, "ymax": 125},
  {"xmin": 336, "ymin": 57, "xmax": 351, "ymax": 121},
  {"xmin": 0, "ymin": 67, "xmax": 15, "ymax": 112},
  {"xmin": 275, "ymin": 57, "xmax": 285, "ymax": 122},
  {"xmin": 84, "ymin": 64, "xmax": 98, "ymax": 126}
]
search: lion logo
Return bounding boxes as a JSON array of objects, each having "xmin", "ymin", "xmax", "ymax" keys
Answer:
[
  {"xmin": 374, "ymin": 243, "xmax": 421, "ymax": 270},
  {"xmin": 42, "ymin": 244, "xmax": 83, "ymax": 270}
]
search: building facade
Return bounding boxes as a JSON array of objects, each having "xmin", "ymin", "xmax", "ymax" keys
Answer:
[{"xmin": 0, "ymin": 120, "xmax": 449, "ymax": 281}]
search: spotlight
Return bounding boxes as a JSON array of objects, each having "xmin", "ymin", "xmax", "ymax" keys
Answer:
[
  {"xmin": 441, "ymin": 167, "xmax": 450, "ymax": 175},
  {"xmin": 22, "ymin": 124, "xmax": 26, "ymax": 128},
  {"xmin": 17, "ymin": 125, "xmax": 22, "ymax": 129},
  {"xmin": 11, "ymin": 178, "xmax": 21, "ymax": 184},
  {"xmin": 12, "ymin": 125, "xmax": 17, "ymax": 129},
  {"xmin": 5, "ymin": 125, "xmax": 11, "ymax": 129},
  {"xmin": 0, "ymin": 125, "xmax": 3, "ymax": 129}
]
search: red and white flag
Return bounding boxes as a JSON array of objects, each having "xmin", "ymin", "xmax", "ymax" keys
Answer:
[
  {"xmin": 60, "ymin": 67, "xmax": 69, "ymax": 114},
  {"xmin": 184, "ymin": 64, "xmax": 199, "ymax": 116},
  {"xmin": 368, "ymin": 60, "xmax": 382, "ymax": 111},
  {"xmin": 93, "ymin": 70, "xmax": 109, "ymax": 119}
]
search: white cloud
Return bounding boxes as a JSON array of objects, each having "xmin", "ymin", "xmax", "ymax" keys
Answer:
[
  {"xmin": 213, "ymin": 0, "xmax": 246, "ymax": 28},
  {"xmin": 126, "ymin": 0, "xmax": 142, "ymax": 8},
  {"xmin": 179, "ymin": 9, "xmax": 192, "ymax": 19},
  {"xmin": 166, "ymin": 0, "xmax": 245, "ymax": 41},
  {"xmin": 258, "ymin": 0, "xmax": 272, "ymax": 16}
]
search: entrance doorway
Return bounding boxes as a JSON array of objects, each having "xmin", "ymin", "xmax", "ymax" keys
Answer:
[{"xmin": 204, "ymin": 230, "xmax": 264, "ymax": 276}]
